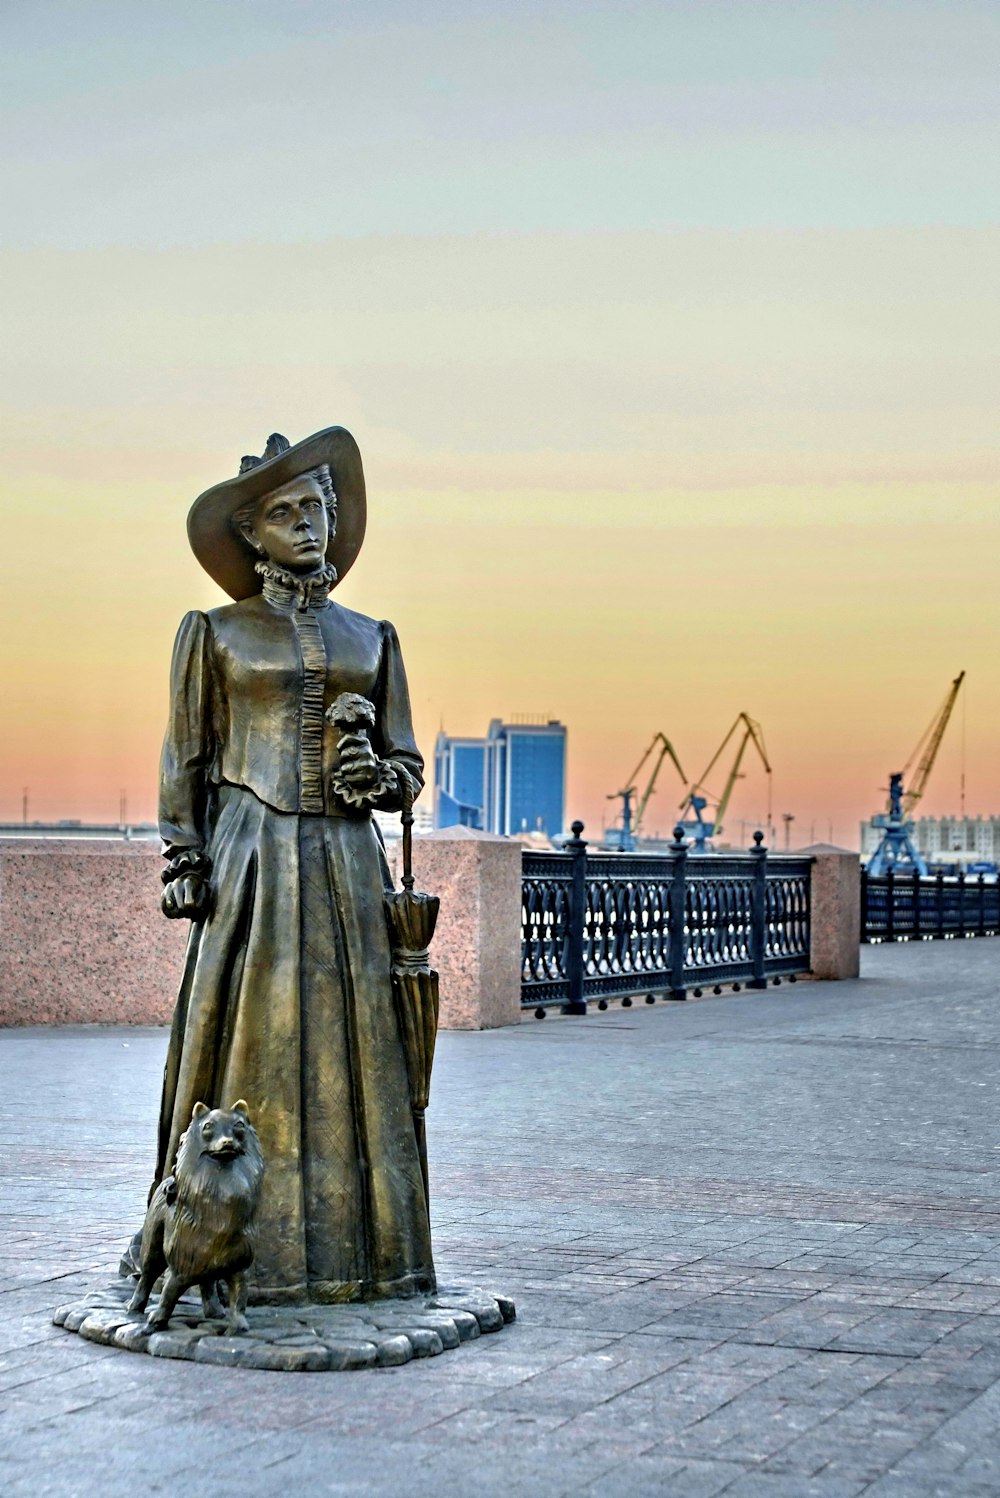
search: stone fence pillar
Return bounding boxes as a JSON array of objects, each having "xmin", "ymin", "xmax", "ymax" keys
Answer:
[
  {"xmin": 800, "ymin": 844, "xmax": 861, "ymax": 980},
  {"xmin": 387, "ymin": 827, "xmax": 523, "ymax": 1030},
  {"xmin": 0, "ymin": 839, "xmax": 186, "ymax": 1025}
]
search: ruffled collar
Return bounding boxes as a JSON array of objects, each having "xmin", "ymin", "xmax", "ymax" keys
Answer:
[{"xmin": 255, "ymin": 560, "xmax": 336, "ymax": 612}]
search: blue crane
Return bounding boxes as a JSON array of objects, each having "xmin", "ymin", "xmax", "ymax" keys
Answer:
[{"xmin": 867, "ymin": 672, "xmax": 965, "ymax": 876}]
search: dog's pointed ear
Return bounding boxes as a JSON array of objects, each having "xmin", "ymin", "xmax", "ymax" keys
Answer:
[
  {"xmin": 192, "ymin": 1101, "xmax": 210, "ymax": 1119},
  {"xmin": 231, "ymin": 1099, "xmax": 250, "ymax": 1117}
]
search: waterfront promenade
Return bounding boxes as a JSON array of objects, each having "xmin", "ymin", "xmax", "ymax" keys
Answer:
[{"xmin": 3, "ymin": 940, "xmax": 1000, "ymax": 1497}]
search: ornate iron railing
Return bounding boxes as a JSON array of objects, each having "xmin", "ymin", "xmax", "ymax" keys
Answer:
[
  {"xmin": 522, "ymin": 824, "xmax": 812, "ymax": 1013},
  {"xmin": 861, "ymin": 868, "xmax": 1000, "ymax": 943}
]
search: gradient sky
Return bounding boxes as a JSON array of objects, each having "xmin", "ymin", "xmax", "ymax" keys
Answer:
[{"xmin": 1, "ymin": 1, "xmax": 998, "ymax": 843}]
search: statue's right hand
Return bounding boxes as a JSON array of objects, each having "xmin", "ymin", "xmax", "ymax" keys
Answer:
[{"xmin": 161, "ymin": 874, "xmax": 210, "ymax": 921}]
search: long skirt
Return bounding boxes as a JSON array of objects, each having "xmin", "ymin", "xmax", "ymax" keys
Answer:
[{"xmin": 154, "ymin": 784, "xmax": 435, "ymax": 1302}]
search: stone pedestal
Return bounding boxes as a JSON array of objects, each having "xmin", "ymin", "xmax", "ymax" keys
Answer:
[
  {"xmin": 799, "ymin": 844, "xmax": 861, "ymax": 981},
  {"xmin": 0, "ymin": 839, "xmax": 186, "ymax": 1025},
  {"xmin": 55, "ymin": 1277, "xmax": 515, "ymax": 1371},
  {"xmin": 387, "ymin": 827, "xmax": 523, "ymax": 1030}
]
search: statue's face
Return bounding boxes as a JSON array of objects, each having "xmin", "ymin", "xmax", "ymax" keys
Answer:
[{"xmin": 246, "ymin": 474, "xmax": 329, "ymax": 572}]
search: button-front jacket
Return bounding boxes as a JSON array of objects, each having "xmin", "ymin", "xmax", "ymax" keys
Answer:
[{"xmin": 159, "ymin": 565, "xmax": 424, "ymax": 853}]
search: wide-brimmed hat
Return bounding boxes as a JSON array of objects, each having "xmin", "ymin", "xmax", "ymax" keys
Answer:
[{"xmin": 187, "ymin": 426, "xmax": 367, "ymax": 600}]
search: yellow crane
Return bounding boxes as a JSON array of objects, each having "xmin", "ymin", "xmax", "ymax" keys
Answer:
[
  {"xmin": 606, "ymin": 733, "xmax": 686, "ymax": 851},
  {"xmin": 679, "ymin": 714, "xmax": 772, "ymax": 851}
]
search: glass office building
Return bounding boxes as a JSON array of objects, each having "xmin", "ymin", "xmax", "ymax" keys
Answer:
[
  {"xmin": 434, "ymin": 719, "xmax": 566, "ymax": 838},
  {"xmin": 433, "ymin": 735, "xmax": 488, "ymax": 830}
]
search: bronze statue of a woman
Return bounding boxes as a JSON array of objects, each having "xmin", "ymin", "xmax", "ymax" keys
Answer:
[{"xmin": 152, "ymin": 426, "xmax": 435, "ymax": 1304}]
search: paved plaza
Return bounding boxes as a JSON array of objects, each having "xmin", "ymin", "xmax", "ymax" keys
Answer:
[{"xmin": 3, "ymin": 940, "xmax": 1000, "ymax": 1497}]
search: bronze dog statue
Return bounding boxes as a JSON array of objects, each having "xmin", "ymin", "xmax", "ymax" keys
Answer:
[{"xmin": 127, "ymin": 1100, "xmax": 264, "ymax": 1334}]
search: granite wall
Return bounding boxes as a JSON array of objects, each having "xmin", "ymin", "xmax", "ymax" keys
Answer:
[
  {"xmin": 0, "ymin": 839, "xmax": 185, "ymax": 1025},
  {"xmin": 0, "ymin": 829, "xmax": 523, "ymax": 1030}
]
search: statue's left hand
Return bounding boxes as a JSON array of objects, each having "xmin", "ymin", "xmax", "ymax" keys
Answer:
[{"xmin": 337, "ymin": 738, "xmax": 381, "ymax": 790}]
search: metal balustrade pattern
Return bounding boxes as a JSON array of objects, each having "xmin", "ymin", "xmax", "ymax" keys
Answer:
[
  {"xmin": 862, "ymin": 868, "xmax": 1000, "ymax": 943},
  {"xmin": 522, "ymin": 824, "xmax": 812, "ymax": 1012}
]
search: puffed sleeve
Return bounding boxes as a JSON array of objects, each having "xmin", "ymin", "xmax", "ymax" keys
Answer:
[
  {"xmin": 159, "ymin": 611, "xmax": 216, "ymax": 857},
  {"xmin": 371, "ymin": 619, "xmax": 425, "ymax": 811}
]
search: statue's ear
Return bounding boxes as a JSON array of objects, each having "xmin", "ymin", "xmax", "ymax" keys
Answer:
[
  {"xmin": 238, "ymin": 520, "xmax": 266, "ymax": 556},
  {"xmin": 231, "ymin": 1099, "xmax": 249, "ymax": 1117},
  {"xmin": 192, "ymin": 1101, "xmax": 210, "ymax": 1119}
]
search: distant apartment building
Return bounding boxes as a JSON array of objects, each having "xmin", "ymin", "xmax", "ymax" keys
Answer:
[
  {"xmin": 434, "ymin": 718, "xmax": 567, "ymax": 837},
  {"xmin": 860, "ymin": 815, "xmax": 1000, "ymax": 864},
  {"xmin": 372, "ymin": 804, "xmax": 434, "ymax": 842}
]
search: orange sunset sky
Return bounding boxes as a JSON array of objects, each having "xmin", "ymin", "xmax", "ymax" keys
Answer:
[{"xmin": 1, "ymin": 3, "xmax": 998, "ymax": 847}]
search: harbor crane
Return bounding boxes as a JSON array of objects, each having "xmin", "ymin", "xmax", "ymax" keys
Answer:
[
  {"xmin": 605, "ymin": 733, "xmax": 686, "ymax": 851},
  {"xmin": 867, "ymin": 671, "xmax": 965, "ymax": 876},
  {"xmin": 679, "ymin": 714, "xmax": 772, "ymax": 852}
]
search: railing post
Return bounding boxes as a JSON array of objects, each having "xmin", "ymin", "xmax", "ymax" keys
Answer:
[
  {"xmin": 936, "ymin": 870, "xmax": 945, "ymax": 939},
  {"xmin": 979, "ymin": 873, "xmax": 987, "ymax": 937},
  {"xmin": 667, "ymin": 825, "xmax": 688, "ymax": 999},
  {"xmin": 886, "ymin": 868, "xmax": 895, "ymax": 942},
  {"xmin": 749, "ymin": 830, "xmax": 768, "ymax": 989},
  {"xmin": 958, "ymin": 869, "xmax": 967, "ymax": 938},
  {"xmin": 911, "ymin": 869, "xmax": 921, "ymax": 940},
  {"xmin": 860, "ymin": 863, "xmax": 869, "ymax": 943},
  {"xmin": 562, "ymin": 820, "xmax": 588, "ymax": 1016}
]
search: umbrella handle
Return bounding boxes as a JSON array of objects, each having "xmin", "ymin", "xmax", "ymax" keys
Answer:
[{"xmin": 400, "ymin": 770, "xmax": 415, "ymax": 892}]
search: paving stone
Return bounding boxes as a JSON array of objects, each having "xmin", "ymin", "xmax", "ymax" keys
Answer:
[
  {"xmin": 431, "ymin": 1293, "xmax": 503, "ymax": 1331},
  {"xmin": 7, "ymin": 941, "xmax": 1000, "ymax": 1494},
  {"xmin": 861, "ymin": 1478, "xmax": 1000, "ymax": 1497},
  {"xmin": 373, "ymin": 1334, "xmax": 414, "ymax": 1367},
  {"xmin": 146, "ymin": 1327, "xmax": 203, "ymax": 1360},
  {"xmin": 423, "ymin": 1308, "xmax": 481, "ymax": 1341},
  {"xmin": 370, "ymin": 1312, "xmax": 462, "ymax": 1347},
  {"xmin": 576, "ymin": 1451, "xmax": 690, "ymax": 1495},
  {"xmin": 192, "ymin": 1335, "xmax": 270, "ymax": 1367},
  {"xmin": 76, "ymin": 1309, "xmax": 136, "ymax": 1345},
  {"xmin": 59, "ymin": 1306, "xmax": 92, "ymax": 1333},
  {"xmin": 599, "ymin": 1457, "xmax": 746, "ymax": 1497},
  {"xmin": 320, "ymin": 1337, "xmax": 379, "ymax": 1371},
  {"xmin": 401, "ymin": 1328, "xmax": 445, "ymax": 1358},
  {"xmin": 113, "ymin": 1321, "xmax": 154, "ymax": 1352},
  {"xmin": 722, "ymin": 1475, "xmax": 867, "ymax": 1497},
  {"xmin": 241, "ymin": 1342, "xmax": 333, "ymax": 1372}
]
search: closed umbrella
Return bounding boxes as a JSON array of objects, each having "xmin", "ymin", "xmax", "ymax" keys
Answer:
[{"xmin": 383, "ymin": 775, "xmax": 440, "ymax": 1211}]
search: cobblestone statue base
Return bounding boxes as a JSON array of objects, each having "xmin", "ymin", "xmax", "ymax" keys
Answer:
[{"xmin": 54, "ymin": 1279, "xmax": 515, "ymax": 1371}]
